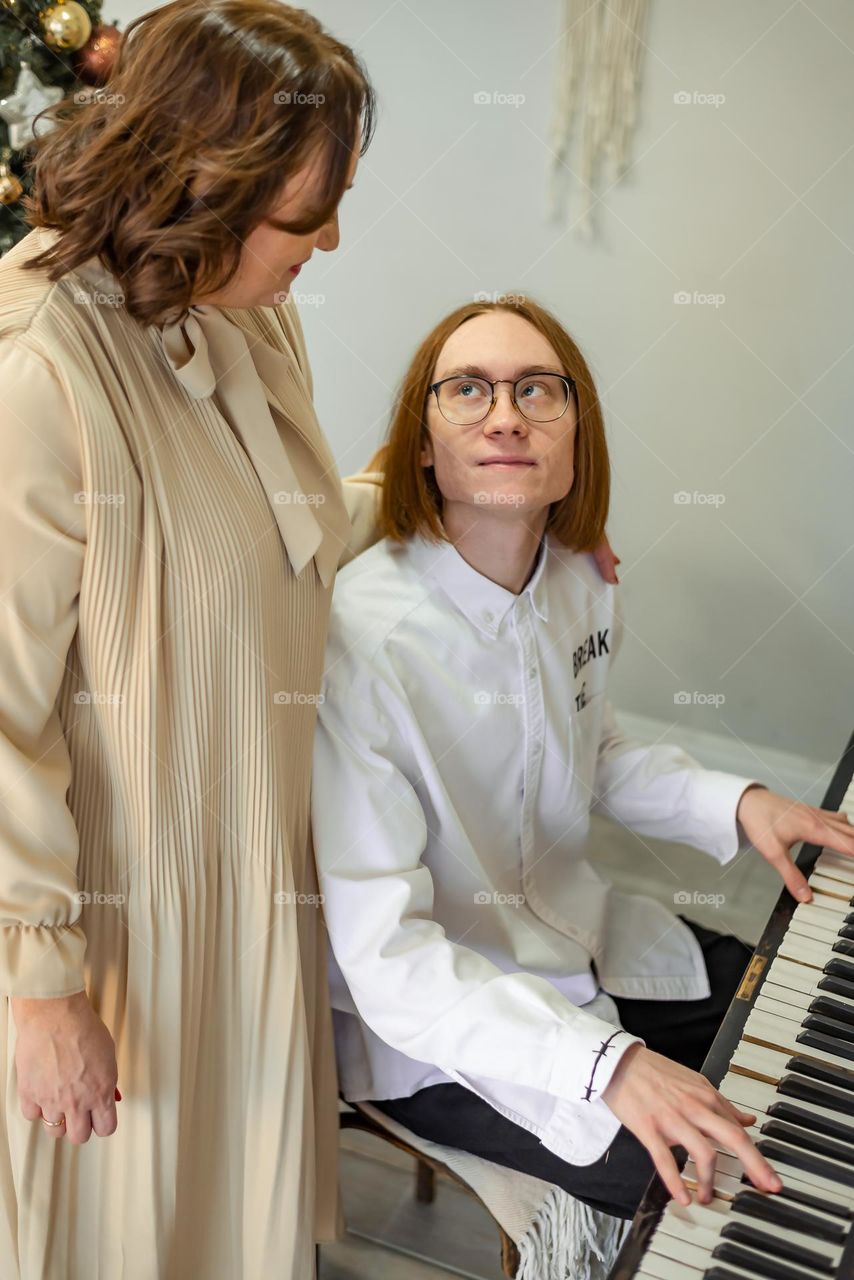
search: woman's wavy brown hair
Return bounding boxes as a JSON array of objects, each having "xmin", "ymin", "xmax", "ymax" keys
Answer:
[
  {"xmin": 367, "ymin": 297, "xmax": 610, "ymax": 550},
  {"xmin": 22, "ymin": 0, "xmax": 376, "ymax": 326}
]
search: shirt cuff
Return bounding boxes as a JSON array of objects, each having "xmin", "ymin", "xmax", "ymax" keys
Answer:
[
  {"xmin": 548, "ymin": 1007, "xmax": 644, "ymax": 1105},
  {"xmin": 0, "ymin": 922, "xmax": 88, "ymax": 997},
  {"xmin": 688, "ymin": 772, "xmax": 764, "ymax": 865},
  {"xmin": 542, "ymin": 1013, "xmax": 644, "ymax": 1164}
]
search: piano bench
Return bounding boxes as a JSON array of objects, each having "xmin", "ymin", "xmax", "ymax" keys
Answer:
[{"xmin": 339, "ymin": 1101, "xmax": 521, "ymax": 1277}]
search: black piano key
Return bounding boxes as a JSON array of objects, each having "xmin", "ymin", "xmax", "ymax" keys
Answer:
[
  {"xmin": 796, "ymin": 1028, "xmax": 854, "ymax": 1064},
  {"xmin": 755, "ymin": 1137, "xmax": 854, "ymax": 1188},
  {"xmin": 824, "ymin": 956, "xmax": 854, "ymax": 982},
  {"xmin": 768, "ymin": 1098, "xmax": 854, "ymax": 1143},
  {"xmin": 818, "ymin": 974, "xmax": 854, "ymax": 1001},
  {"xmin": 833, "ymin": 939, "xmax": 854, "ymax": 958},
  {"xmin": 732, "ymin": 1188, "xmax": 846, "ymax": 1244},
  {"xmin": 801, "ymin": 1012, "xmax": 854, "ymax": 1046},
  {"xmin": 766, "ymin": 1180, "xmax": 853, "ymax": 1222},
  {"xmin": 809, "ymin": 994, "xmax": 854, "ymax": 1028},
  {"xmin": 836, "ymin": 925, "xmax": 854, "ymax": 942},
  {"xmin": 760, "ymin": 1117, "xmax": 854, "ymax": 1168},
  {"xmin": 720, "ymin": 1220, "xmax": 834, "ymax": 1274},
  {"xmin": 787, "ymin": 1054, "xmax": 854, "ymax": 1093},
  {"xmin": 778, "ymin": 1070, "xmax": 854, "ymax": 1119},
  {"xmin": 711, "ymin": 1239, "xmax": 830, "ymax": 1280},
  {"xmin": 704, "ymin": 1270, "xmax": 759, "ymax": 1280}
]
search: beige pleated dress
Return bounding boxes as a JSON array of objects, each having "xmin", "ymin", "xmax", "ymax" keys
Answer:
[{"xmin": 0, "ymin": 226, "xmax": 381, "ymax": 1279}]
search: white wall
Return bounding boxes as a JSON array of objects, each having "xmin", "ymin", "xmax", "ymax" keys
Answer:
[{"xmin": 110, "ymin": 0, "xmax": 854, "ymax": 778}]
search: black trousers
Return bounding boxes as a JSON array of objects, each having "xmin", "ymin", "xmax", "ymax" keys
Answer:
[{"xmin": 369, "ymin": 916, "xmax": 753, "ymax": 1219}]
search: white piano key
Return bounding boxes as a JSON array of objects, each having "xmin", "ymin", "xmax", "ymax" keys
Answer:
[
  {"xmin": 646, "ymin": 1232, "xmax": 714, "ymax": 1271},
  {"xmin": 637, "ymin": 1257, "xmax": 702, "ymax": 1280},
  {"xmin": 731, "ymin": 1040, "xmax": 796, "ymax": 1083},
  {"xmin": 655, "ymin": 1192, "xmax": 843, "ymax": 1266},
  {"xmin": 758, "ymin": 979, "xmax": 854, "ymax": 1020},
  {"xmin": 720, "ymin": 1069, "xmax": 854, "ymax": 1139},
  {"xmin": 815, "ymin": 852, "xmax": 854, "ymax": 885},
  {"xmin": 806, "ymin": 873, "xmax": 852, "ymax": 899},
  {"xmin": 743, "ymin": 1007, "xmax": 854, "ymax": 1073},
  {"xmin": 778, "ymin": 931, "xmax": 840, "ymax": 969}
]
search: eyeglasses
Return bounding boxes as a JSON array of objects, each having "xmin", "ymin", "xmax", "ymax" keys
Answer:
[{"xmin": 427, "ymin": 373, "xmax": 576, "ymax": 426}]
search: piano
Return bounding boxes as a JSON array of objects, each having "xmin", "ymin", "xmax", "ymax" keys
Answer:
[{"xmin": 612, "ymin": 728, "xmax": 854, "ymax": 1280}]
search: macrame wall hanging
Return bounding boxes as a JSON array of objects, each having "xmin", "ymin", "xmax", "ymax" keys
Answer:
[{"xmin": 549, "ymin": 0, "xmax": 651, "ymax": 238}]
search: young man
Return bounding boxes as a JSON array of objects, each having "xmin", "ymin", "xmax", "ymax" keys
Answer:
[{"xmin": 313, "ymin": 298, "xmax": 854, "ymax": 1217}]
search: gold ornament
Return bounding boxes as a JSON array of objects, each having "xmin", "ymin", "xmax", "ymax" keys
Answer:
[
  {"xmin": 41, "ymin": 1, "xmax": 92, "ymax": 52},
  {"xmin": 0, "ymin": 149, "xmax": 23, "ymax": 205}
]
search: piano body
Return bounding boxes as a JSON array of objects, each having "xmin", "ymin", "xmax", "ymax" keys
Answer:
[{"xmin": 612, "ymin": 729, "xmax": 854, "ymax": 1280}]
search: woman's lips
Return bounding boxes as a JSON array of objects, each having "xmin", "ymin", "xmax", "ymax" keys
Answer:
[{"xmin": 478, "ymin": 459, "xmax": 536, "ymax": 467}]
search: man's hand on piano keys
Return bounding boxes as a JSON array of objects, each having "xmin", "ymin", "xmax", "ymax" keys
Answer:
[
  {"xmin": 736, "ymin": 784, "xmax": 854, "ymax": 904},
  {"xmin": 601, "ymin": 1044, "xmax": 784, "ymax": 1208}
]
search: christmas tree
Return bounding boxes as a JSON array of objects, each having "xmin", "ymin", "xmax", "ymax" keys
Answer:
[{"xmin": 0, "ymin": 0, "xmax": 120, "ymax": 253}]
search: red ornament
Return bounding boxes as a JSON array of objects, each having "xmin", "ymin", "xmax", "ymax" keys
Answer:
[{"xmin": 73, "ymin": 23, "xmax": 121, "ymax": 87}]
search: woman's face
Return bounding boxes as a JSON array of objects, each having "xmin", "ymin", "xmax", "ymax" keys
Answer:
[
  {"xmin": 197, "ymin": 132, "xmax": 360, "ymax": 309},
  {"xmin": 420, "ymin": 311, "xmax": 577, "ymax": 524}
]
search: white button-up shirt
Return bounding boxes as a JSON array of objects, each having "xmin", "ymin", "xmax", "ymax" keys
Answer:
[{"xmin": 312, "ymin": 532, "xmax": 758, "ymax": 1165}]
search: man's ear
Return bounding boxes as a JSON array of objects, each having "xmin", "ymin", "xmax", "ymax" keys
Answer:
[{"xmin": 419, "ymin": 431, "xmax": 434, "ymax": 468}]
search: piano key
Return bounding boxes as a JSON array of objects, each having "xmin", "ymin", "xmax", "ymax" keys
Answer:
[
  {"xmin": 653, "ymin": 1194, "xmax": 839, "ymax": 1279},
  {"xmin": 710, "ymin": 1238, "xmax": 832, "ymax": 1279},
  {"xmin": 815, "ymin": 852, "xmax": 854, "ymax": 884},
  {"xmin": 754, "ymin": 1137, "xmax": 854, "ymax": 1190},
  {"xmin": 804, "ymin": 873, "xmax": 852, "ymax": 899},
  {"xmin": 720, "ymin": 1071, "xmax": 854, "ymax": 1137},
  {"xmin": 759, "ymin": 1118, "xmax": 854, "ymax": 1168},
  {"xmin": 777, "ymin": 1073, "xmax": 854, "ymax": 1120},
  {"xmin": 731, "ymin": 1188, "xmax": 846, "ymax": 1245},
  {"xmin": 743, "ymin": 1008, "xmax": 854, "ymax": 1071}
]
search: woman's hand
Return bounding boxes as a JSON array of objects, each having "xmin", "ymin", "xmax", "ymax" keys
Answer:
[
  {"xmin": 593, "ymin": 534, "xmax": 621, "ymax": 584},
  {"xmin": 601, "ymin": 1043, "xmax": 782, "ymax": 1206},
  {"xmin": 11, "ymin": 990, "xmax": 119, "ymax": 1144},
  {"xmin": 737, "ymin": 784, "xmax": 854, "ymax": 903}
]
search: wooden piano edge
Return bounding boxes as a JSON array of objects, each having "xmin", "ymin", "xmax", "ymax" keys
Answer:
[{"xmin": 608, "ymin": 725, "xmax": 854, "ymax": 1279}]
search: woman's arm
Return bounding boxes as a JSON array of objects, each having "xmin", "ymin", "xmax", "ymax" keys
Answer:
[
  {"xmin": 0, "ymin": 340, "xmax": 118, "ymax": 1145},
  {"xmin": 0, "ymin": 341, "xmax": 89, "ymax": 996}
]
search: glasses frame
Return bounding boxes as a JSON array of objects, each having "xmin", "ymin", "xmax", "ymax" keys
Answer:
[{"xmin": 427, "ymin": 372, "xmax": 577, "ymax": 426}]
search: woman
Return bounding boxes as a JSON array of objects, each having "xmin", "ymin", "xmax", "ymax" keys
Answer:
[
  {"xmin": 0, "ymin": 3, "xmax": 376, "ymax": 1276},
  {"xmin": 312, "ymin": 296, "xmax": 854, "ymax": 1219}
]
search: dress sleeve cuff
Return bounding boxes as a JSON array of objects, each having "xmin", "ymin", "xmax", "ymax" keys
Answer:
[{"xmin": 0, "ymin": 922, "xmax": 87, "ymax": 997}]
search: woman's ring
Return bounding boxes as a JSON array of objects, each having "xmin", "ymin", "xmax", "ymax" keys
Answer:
[{"xmin": 41, "ymin": 1115, "xmax": 65, "ymax": 1127}]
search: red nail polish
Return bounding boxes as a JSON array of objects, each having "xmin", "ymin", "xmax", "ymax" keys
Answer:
[{"xmin": 115, "ymin": 1088, "xmax": 122, "ymax": 1101}]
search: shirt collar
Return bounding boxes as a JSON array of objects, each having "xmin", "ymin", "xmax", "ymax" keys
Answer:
[{"xmin": 407, "ymin": 530, "xmax": 551, "ymax": 637}]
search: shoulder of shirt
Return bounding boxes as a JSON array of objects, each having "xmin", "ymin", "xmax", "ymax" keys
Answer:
[
  {"xmin": 325, "ymin": 536, "xmax": 436, "ymax": 670},
  {"xmin": 0, "ymin": 227, "xmax": 78, "ymax": 351},
  {"xmin": 546, "ymin": 541, "xmax": 619, "ymax": 611}
]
